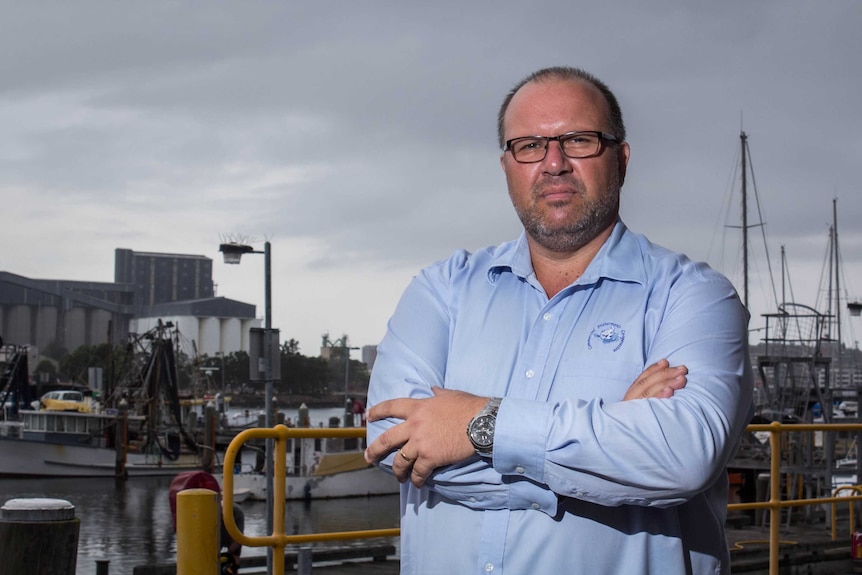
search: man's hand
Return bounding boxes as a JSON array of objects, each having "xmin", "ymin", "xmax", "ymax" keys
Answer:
[
  {"xmin": 365, "ymin": 360, "xmax": 687, "ymax": 488},
  {"xmin": 623, "ymin": 359, "xmax": 687, "ymax": 401},
  {"xmin": 365, "ymin": 387, "xmax": 485, "ymax": 486}
]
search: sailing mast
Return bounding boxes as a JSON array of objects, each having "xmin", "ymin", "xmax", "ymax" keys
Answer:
[
  {"xmin": 740, "ymin": 132, "xmax": 750, "ymax": 309},
  {"xmin": 830, "ymin": 198, "xmax": 843, "ymax": 380}
]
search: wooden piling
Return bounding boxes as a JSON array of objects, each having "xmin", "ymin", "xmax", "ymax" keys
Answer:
[{"xmin": 0, "ymin": 498, "xmax": 80, "ymax": 575}]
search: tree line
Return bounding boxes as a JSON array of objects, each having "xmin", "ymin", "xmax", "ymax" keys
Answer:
[{"xmin": 33, "ymin": 337, "xmax": 371, "ymax": 403}]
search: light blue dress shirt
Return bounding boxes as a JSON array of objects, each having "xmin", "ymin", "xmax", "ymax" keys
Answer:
[{"xmin": 367, "ymin": 220, "xmax": 754, "ymax": 575}]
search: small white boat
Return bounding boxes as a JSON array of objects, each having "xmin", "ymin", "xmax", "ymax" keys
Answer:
[
  {"xmin": 232, "ymin": 487, "xmax": 252, "ymax": 503},
  {"xmin": 832, "ymin": 457, "xmax": 859, "ymax": 494}
]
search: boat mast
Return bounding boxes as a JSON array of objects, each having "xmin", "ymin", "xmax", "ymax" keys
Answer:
[
  {"xmin": 740, "ymin": 131, "xmax": 750, "ymax": 309},
  {"xmin": 833, "ymin": 198, "xmax": 842, "ymax": 377}
]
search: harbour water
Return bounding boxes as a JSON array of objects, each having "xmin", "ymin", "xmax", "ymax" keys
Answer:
[{"xmin": 0, "ymin": 407, "xmax": 400, "ymax": 575}]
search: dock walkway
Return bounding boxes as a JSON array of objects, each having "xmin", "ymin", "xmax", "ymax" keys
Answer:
[
  {"xmin": 133, "ymin": 520, "xmax": 862, "ymax": 574},
  {"xmin": 295, "ymin": 522, "xmax": 862, "ymax": 575}
]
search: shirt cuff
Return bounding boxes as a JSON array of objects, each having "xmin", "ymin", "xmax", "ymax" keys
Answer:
[{"xmin": 493, "ymin": 397, "xmax": 557, "ymax": 514}]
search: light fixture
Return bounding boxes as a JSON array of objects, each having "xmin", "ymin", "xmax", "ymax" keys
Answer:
[{"xmin": 219, "ymin": 243, "xmax": 255, "ymax": 265}]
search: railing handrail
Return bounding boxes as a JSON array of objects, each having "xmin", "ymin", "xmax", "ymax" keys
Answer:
[
  {"xmin": 221, "ymin": 425, "xmax": 399, "ymax": 575},
  {"xmin": 220, "ymin": 420, "xmax": 862, "ymax": 575}
]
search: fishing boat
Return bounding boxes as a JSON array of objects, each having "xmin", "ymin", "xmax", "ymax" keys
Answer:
[
  {"xmin": 0, "ymin": 410, "xmax": 207, "ymax": 477},
  {"xmin": 721, "ymin": 132, "xmax": 862, "ymax": 507},
  {"xmin": 0, "ymin": 322, "xmax": 215, "ymax": 478}
]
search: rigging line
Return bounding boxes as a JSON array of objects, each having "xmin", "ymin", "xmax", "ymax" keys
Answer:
[
  {"xmin": 708, "ymin": 143, "xmax": 742, "ymax": 267},
  {"xmin": 814, "ymin": 226, "xmax": 834, "ymax": 340},
  {"xmin": 837, "ymin": 230, "xmax": 860, "ymax": 364},
  {"xmin": 784, "ymin": 249, "xmax": 800, "ymax": 340},
  {"xmin": 744, "ymin": 138, "xmax": 780, "ymax": 312}
]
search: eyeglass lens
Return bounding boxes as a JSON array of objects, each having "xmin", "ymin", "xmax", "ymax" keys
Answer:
[{"xmin": 510, "ymin": 133, "xmax": 602, "ymax": 162}]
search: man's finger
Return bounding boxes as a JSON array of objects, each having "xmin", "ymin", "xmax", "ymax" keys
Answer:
[
  {"xmin": 410, "ymin": 465, "xmax": 430, "ymax": 488},
  {"xmin": 624, "ymin": 361, "xmax": 688, "ymax": 401},
  {"xmin": 366, "ymin": 397, "xmax": 423, "ymax": 422},
  {"xmin": 364, "ymin": 422, "xmax": 409, "ymax": 464},
  {"xmin": 633, "ymin": 359, "xmax": 671, "ymax": 386}
]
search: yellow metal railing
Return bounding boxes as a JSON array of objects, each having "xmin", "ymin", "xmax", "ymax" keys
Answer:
[
  {"xmin": 727, "ymin": 422, "xmax": 862, "ymax": 575},
  {"xmin": 221, "ymin": 425, "xmax": 400, "ymax": 575},
  {"xmin": 200, "ymin": 421, "xmax": 862, "ymax": 575}
]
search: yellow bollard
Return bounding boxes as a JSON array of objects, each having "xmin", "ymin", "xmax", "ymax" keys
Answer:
[{"xmin": 176, "ymin": 488, "xmax": 219, "ymax": 575}]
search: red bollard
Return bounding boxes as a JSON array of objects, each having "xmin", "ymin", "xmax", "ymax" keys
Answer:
[
  {"xmin": 852, "ymin": 532, "xmax": 862, "ymax": 573},
  {"xmin": 853, "ymin": 532, "xmax": 862, "ymax": 559}
]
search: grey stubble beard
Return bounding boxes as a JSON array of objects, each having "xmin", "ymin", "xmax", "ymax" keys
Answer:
[{"xmin": 512, "ymin": 173, "xmax": 621, "ymax": 253}]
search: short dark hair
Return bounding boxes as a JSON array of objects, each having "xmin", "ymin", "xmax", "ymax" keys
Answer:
[{"xmin": 497, "ymin": 66, "xmax": 626, "ymax": 149}]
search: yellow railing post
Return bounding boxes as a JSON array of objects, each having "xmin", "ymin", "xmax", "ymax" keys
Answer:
[
  {"xmin": 222, "ymin": 425, "xmax": 400, "ymax": 575},
  {"xmin": 831, "ymin": 485, "xmax": 862, "ymax": 540},
  {"xmin": 176, "ymin": 488, "xmax": 219, "ymax": 575},
  {"xmin": 768, "ymin": 422, "xmax": 781, "ymax": 575},
  {"xmin": 727, "ymin": 421, "xmax": 862, "ymax": 575}
]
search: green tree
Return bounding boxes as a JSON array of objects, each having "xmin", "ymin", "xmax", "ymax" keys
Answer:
[
  {"xmin": 58, "ymin": 342, "xmax": 132, "ymax": 393},
  {"xmin": 41, "ymin": 339, "xmax": 68, "ymax": 362},
  {"xmin": 199, "ymin": 351, "xmax": 249, "ymax": 392},
  {"xmin": 34, "ymin": 359, "xmax": 59, "ymax": 386},
  {"xmin": 279, "ymin": 349, "xmax": 330, "ymax": 397}
]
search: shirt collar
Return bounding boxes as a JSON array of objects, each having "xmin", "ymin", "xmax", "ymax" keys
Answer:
[{"xmin": 486, "ymin": 219, "xmax": 647, "ymax": 287}]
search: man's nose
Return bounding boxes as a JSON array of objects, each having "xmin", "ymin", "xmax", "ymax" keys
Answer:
[{"xmin": 541, "ymin": 140, "xmax": 571, "ymax": 174}]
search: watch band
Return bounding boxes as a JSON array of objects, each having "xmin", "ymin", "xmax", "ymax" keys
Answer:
[{"xmin": 467, "ymin": 397, "xmax": 502, "ymax": 455}]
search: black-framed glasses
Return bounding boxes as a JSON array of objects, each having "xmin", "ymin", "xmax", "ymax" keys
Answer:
[{"xmin": 504, "ymin": 131, "xmax": 620, "ymax": 163}]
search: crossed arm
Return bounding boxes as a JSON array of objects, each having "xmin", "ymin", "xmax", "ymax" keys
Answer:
[{"xmin": 364, "ymin": 359, "xmax": 688, "ymax": 487}]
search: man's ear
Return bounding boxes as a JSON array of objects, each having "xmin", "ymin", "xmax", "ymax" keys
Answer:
[{"xmin": 617, "ymin": 142, "xmax": 630, "ymax": 186}]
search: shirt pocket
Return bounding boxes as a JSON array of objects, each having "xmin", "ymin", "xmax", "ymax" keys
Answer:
[{"xmin": 552, "ymin": 358, "xmax": 643, "ymax": 403}]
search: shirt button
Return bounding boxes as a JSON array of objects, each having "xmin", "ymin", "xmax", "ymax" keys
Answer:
[
  {"xmin": 525, "ymin": 369, "xmax": 534, "ymax": 378},
  {"xmin": 485, "ymin": 563, "xmax": 494, "ymax": 572},
  {"xmin": 531, "ymin": 502, "xmax": 540, "ymax": 509},
  {"xmin": 543, "ymin": 313, "xmax": 551, "ymax": 321},
  {"xmin": 469, "ymin": 497, "xmax": 477, "ymax": 503},
  {"xmin": 515, "ymin": 466, "xmax": 525, "ymax": 474}
]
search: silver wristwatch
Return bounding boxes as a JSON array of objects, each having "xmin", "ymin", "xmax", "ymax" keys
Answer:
[{"xmin": 467, "ymin": 397, "xmax": 502, "ymax": 456}]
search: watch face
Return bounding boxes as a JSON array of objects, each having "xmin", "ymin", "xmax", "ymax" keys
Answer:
[{"xmin": 469, "ymin": 414, "xmax": 495, "ymax": 448}]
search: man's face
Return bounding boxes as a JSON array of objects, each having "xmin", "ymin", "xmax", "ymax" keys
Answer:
[{"xmin": 500, "ymin": 78, "xmax": 630, "ymax": 254}]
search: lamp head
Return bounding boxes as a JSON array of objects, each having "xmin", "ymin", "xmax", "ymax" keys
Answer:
[{"xmin": 219, "ymin": 243, "xmax": 254, "ymax": 264}]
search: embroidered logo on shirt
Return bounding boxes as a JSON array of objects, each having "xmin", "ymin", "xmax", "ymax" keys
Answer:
[{"xmin": 587, "ymin": 322, "xmax": 625, "ymax": 352}]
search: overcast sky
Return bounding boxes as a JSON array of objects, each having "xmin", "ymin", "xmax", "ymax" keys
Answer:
[{"xmin": 3, "ymin": 1, "xmax": 861, "ymax": 357}]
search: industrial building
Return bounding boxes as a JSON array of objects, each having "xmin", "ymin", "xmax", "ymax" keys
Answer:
[{"xmin": 0, "ymin": 249, "xmax": 258, "ymax": 359}]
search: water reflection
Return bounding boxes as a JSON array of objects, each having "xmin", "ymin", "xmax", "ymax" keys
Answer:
[{"xmin": 1, "ymin": 476, "xmax": 400, "ymax": 575}]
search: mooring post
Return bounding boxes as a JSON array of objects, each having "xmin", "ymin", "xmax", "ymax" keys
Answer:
[
  {"xmin": 0, "ymin": 498, "xmax": 80, "ymax": 575},
  {"xmin": 176, "ymin": 488, "xmax": 219, "ymax": 575},
  {"xmin": 297, "ymin": 547, "xmax": 313, "ymax": 575}
]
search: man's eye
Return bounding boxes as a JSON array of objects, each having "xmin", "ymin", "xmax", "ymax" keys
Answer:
[{"xmin": 517, "ymin": 140, "xmax": 543, "ymax": 151}]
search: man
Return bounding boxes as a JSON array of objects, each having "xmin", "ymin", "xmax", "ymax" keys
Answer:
[{"xmin": 364, "ymin": 66, "xmax": 753, "ymax": 575}]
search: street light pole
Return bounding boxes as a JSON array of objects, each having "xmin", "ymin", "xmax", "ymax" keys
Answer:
[
  {"xmin": 263, "ymin": 240, "xmax": 274, "ymax": 575},
  {"xmin": 341, "ymin": 341, "xmax": 359, "ymax": 427},
  {"xmin": 219, "ymin": 239, "xmax": 276, "ymax": 575}
]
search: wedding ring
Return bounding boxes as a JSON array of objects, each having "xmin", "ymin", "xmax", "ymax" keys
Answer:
[{"xmin": 399, "ymin": 448, "xmax": 415, "ymax": 463}]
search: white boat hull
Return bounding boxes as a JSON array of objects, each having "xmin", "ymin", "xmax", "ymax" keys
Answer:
[
  {"xmin": 229, "ymin": 466, "xmax": 399, "ymax": 500},
  {"xmin": 0, "ymin": 435, "xmax": 207, "ymax": 478}
]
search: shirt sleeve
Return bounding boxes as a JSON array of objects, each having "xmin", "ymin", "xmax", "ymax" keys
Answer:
[{"xmin": 493, "ymin": 271, "xmax": 754, "ymax": 508}]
